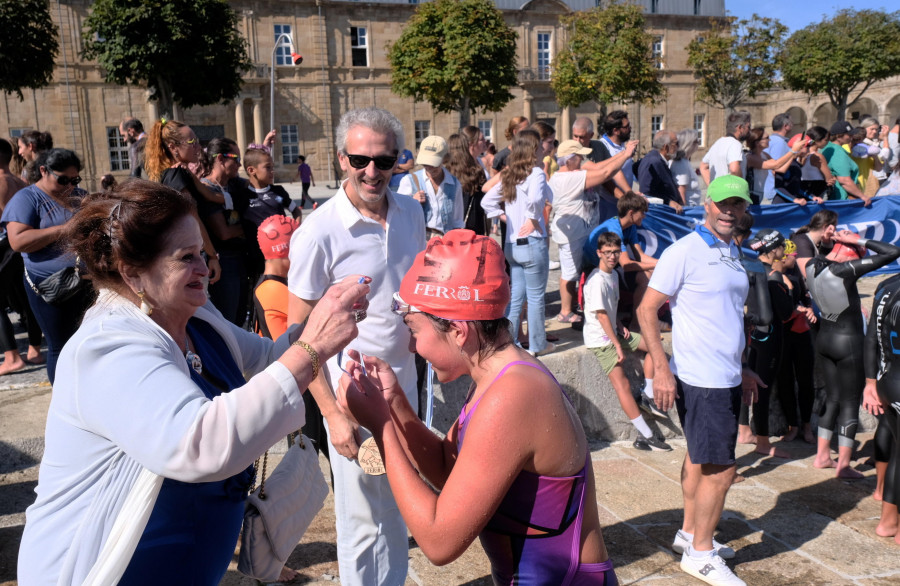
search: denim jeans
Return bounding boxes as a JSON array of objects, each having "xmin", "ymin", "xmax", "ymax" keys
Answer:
[{"xmin": 505, "ymin": 236, "xmax": 549, "ymax": 353}]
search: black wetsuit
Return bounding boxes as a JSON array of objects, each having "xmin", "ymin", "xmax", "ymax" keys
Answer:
[
  {"xmin": 740, "ymin": 263, "xmax": 793, "ymax": 436},
  {"xmin": 864, "ymin": 273, "xmax": 900, "ymax": 505},
  {"xmin": 776, "ymin": 264, "xmax": 816, "ymax": 427},
  {"xmin": 806, "ymin": 239, "xmax": 900, "ymax": 447}
]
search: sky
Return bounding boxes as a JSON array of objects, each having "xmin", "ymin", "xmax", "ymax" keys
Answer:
[{"xmin": 726, "ymin": 1, "xmax": 896, "ymax": 32}]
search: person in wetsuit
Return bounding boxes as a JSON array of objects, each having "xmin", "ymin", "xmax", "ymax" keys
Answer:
[
  {"xmin": 338, "ymin": 230, "xmax": 617, "ymax": 585},
  {"xmin": 806, "ymin": 232, "xmax": 900, "ymax": 478},
  {"xmin": 863, "ymin": 273, "xmax": 900, "ymax": 544},
  {"xmin": 739, "ymin": 229, "xmax": 793, "ymax": 458}
]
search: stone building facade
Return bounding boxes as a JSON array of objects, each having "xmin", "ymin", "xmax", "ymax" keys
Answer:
[{"xmin": 0, "ymin": 0, "xmax": 730, "ymax": 190}]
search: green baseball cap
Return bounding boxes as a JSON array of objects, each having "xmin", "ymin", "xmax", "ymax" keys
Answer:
[{"xmin": 707, "ymin": 175, "xmax": 752, "ymax": 204}]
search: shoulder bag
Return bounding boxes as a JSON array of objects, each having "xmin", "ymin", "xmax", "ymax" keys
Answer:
[
  {"xmin": 24, "ymin": 260, "xmax": 88, "ymax": 305},
  {"xmin": 238, "ymin": 432, "xmax": 329, "ymax": 582}
]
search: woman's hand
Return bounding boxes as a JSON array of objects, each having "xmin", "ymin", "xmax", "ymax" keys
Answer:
[
  {"xmin": 517, "ymin": 218, "xmax": 540, "ymax": 237},
  {"xmin": 336, "ymin": 363, "xmax": 392, "ymax": 434},
  {"xmin": 833, "ymin": 229, "xmax": 860, "ymax": 245},
  {"xmin": 303, "ymin": 275, "xmax": 371, "ymax": 361},
  {"xmin": 206, "ymin": 256, "xmax": 221, "ymax": 285},
  {"xmin": 344, "ymin": 350, "xmax": 405, "ymax": 406},
  {"xmin": 863, "ymin": 380, "xmax": 883, "ymax": 415},
  {"xmin": 264, "ymin": 129, "xmax": 277, "ymax": 150}
]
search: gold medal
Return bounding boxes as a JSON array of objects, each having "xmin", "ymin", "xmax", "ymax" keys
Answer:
[{"xmin": 358, "ymin": 437, "xmax": 385, "ymax": 475}]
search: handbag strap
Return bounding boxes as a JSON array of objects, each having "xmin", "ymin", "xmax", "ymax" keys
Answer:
[{"xmin": 250, "ymin": 430, "xmax": 303, "ymax": 500}]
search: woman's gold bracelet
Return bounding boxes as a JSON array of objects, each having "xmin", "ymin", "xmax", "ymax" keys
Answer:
[{"xmin": 292, "ymin": 340, "xmax": 319, "ymax": 380}]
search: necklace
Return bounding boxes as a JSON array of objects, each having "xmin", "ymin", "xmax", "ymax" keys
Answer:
[{"xmin": 184, "ymin": 336, "xmax": 203, "ymax": 375}]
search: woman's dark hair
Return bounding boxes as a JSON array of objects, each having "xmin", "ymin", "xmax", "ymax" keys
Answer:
[
  {"xmin": 425, "ymin": 315, "xmax": 512, "ymax": 363},
  {"xmin": 745, "ymin": 126, "xmax": 766, "ymax": 152},
  {"xmin": 35, "ymin": 148, "xmax": 83, "ymax": 174},
  {"xmin": 794, "ymin": 209, "xmax": 838, "ymax": 235},
  {"xmin": 100, "ymin": 174, "xmax": 117, "ymax": 191},
  {"xmin": 500, "ymin": 129, "xmax": 541, "ymax": 204},
  {"xmin": 20, "ymin": 130, "xmax": 53, "ymax": 152},
  {"xmin": 806, "ymin": 126, "xmax": 828, "ymax": 143},
  {"xmin": 199, "ymin": 137, "xmax": 238, "ymax": 177},
  {"xmin": 298, "ymin": 155, "xmax": 306, "ymax": 163},
  {"xmin": 67, "ymin": 179, "xmax": 195, "ymax": 292},
  {"xmin": 445, "ymin": 133, "xmax": 486, "ymax": 198},
  {"xmin": 734, "ymin": 211, "xmax": 754, "ymax": 240}
]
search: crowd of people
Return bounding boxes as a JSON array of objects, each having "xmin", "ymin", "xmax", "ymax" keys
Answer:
[{"xmin": 2, "ymin": 104, "xmax": 900, "ymax": 586}]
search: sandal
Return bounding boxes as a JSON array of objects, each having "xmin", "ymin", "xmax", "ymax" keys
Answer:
[{"xmin": 556, "ymin": 312, "xmax": 583, "ymax": 323}]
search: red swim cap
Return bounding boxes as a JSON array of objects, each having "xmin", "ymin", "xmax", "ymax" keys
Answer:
[
  {"xmin": 830, "ymin": 242, "xmax": 864, "ymax": 260},
  {"xmin": 257, "ymin": 215, "xmax": 300, "ymax": 259},
  {"xmin": 398, "ymin": 229, "xmax": 509, "ymax": 320}
]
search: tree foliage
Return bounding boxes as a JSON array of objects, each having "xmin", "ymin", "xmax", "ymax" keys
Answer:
[
  {"xmin": 388, "ymin": 0, "xmax": 518, "ymax": 128},
  {"xmin": 552, "ymin": 1, "xmax": 664, "ymax": 109},
  {"xmin": 81, "ymin": 0, "xmax": 252, "ymax": 116},
  {"xmin": 686, "ymin": 15, "xmax": 787, "ymax": 111},
  {"xmin": 780, "ymin": 9, "xmax": 900, "ymax": 121},
  {"xmin": 0, "ymin": 0, "xmax": 59, "ymax": 100}
]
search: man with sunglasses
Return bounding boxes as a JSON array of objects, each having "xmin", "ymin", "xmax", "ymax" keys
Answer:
[
  {"xmin": 286, "ymin": 107, "xmax": 425, "ymax": 586},
  {"xmin": 637, "ymin": 175, "xmax": 762, "ymax": 586}
]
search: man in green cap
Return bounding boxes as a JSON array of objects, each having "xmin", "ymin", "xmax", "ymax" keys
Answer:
[{"xmin": 636, "ymin": 175, "xmax": 763, "ymax": 586}]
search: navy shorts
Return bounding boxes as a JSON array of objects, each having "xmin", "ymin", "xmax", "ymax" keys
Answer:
[{"xmin": 675, "ymin": 378, "xmax": 742, "ymax": 466}]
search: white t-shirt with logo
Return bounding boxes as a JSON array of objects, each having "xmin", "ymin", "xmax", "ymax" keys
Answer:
[
  {"xmin": 702, "ymin": 136, "xmax": 746, "ymax": 183},
  {"xmin": 583, "ymin": 267, "xmax": 620, "ymax": 348},
  {"xmin": 648, "ymin": 230, "xmax": 749, "ymax": 388}
]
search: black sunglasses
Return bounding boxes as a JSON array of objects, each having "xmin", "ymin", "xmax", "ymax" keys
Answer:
[
  {"xmin": 49, "ymin": 170, "xmax": 82, "ymax": 186},
  {"xmin": 345, "ymin": 154, "xmax": 397, "ymax": 171}
]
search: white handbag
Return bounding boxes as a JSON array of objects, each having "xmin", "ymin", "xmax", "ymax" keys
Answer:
[{"xmin": 238, "ymin": 433, "xmax": 329, "ymax": 581}]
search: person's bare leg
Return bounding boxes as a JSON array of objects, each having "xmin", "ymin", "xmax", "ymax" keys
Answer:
[
  {"xmin": 691, "ymin": 463, "xmax": 736, "ymax": 552},
  {"xmin": 0, "ymin": 350, "xmax": 26, "ymax": 375},
  {"xmin": 875, "ymin": 461, "xmax": 888, "ymax": 501},
  {"xmin": 278, "ymin": 566, "xmax": 300, "ymax": 582},
  {"xmin": 876, "ymin": 501, "xmax": 898, "ymax": 537},
  {"xmin": 814, "ymin": 436, "xmax": 837, "ymax": 469},
  {"xmin": 835, "ymin": 444, "xmax": 864, "ymax": 479},
  {"xmin": 26, "ymin": 345, "xmax": 44, "ymax": 364},
  {"xmin": 559, "ymin": 278, "xmax": 577, "ymax": 317},
  {"xmin": 628, "ymin": 271, "xmax": 651, "ymax": 330},
  {"xmin": 802, "ymin": 422, "xmax": 815, "ymax": 444},
  {"xmin": 755, "ymin": 435, "xmax": 791, "ymax": 458},
  {"xmin": 738, "ymin": 424, "xmax": 757, "ymax": 445},
  {"xmin": 609, "ymin": 368, "xmax": 640, "ymax": 419},
  {"xmin": 681, "ymin": 453, "xmax": 700, "ymax": 535},
  {"xmin": 782, "ymin": 426, "xmax": 798, "ymax": 442}
]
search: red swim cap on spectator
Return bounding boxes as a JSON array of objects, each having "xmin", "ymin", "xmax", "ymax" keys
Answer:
[
  {"xmin": 398, "ymin": 229, "xmax": 510, "ymax": 320},
  {"xmin": 258, "ymin": 215, "xmax": 299, "ymax": 259}
]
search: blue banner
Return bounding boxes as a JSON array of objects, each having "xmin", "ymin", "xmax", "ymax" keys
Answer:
[{"xmin": 637, "ymin": 197, "xmax": 900, "ymax": 276}]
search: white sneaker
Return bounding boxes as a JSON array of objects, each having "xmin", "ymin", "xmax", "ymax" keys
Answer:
[
  {"xmin": 680, "ymin": 550, "xmax": 745, "ymax": 586},
  {"xmin": 549, "ymin": 260, "xmax": 561, "ymax": 270},
  {"xmin": 672, "ymin": 529, "xmax": 735, "ymax": 559}
]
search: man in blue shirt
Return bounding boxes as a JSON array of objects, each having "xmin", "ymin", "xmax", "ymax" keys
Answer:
[
  {"xmin": 389, "ymin": 147, "xmax": 414, "ymax": 191},
  {"xmin": 763, "ymin": 113, "xmax": 792, "ymax": 202}
]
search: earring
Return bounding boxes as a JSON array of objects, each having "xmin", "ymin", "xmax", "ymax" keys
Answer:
[{"xmin": 138, "ymin": 290, "xmax": 153, "ymax": 316}]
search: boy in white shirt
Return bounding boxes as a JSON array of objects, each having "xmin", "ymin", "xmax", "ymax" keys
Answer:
[{"xmin": 584, "ymin": 231, "xmax": 671, "ymax": 451}]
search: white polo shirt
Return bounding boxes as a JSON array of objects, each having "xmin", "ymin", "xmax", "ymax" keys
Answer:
[
  {"xmin": 287, "ymin": 184, "xmax": 426, "ymax": 397},
  {"xmin": 648, "ymin": 229, "xmax": 749, "ymax": 388},
  {"xmin": 702, "ymin": 136, "xmax": 746, "ymax": 183}
]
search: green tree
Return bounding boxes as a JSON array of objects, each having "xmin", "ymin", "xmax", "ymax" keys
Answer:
[
  {"xmin": 388, "ymin": 0, "xmax": 518, "ymax": 128},
  {"xmin": 0, "ymin": 0, "xmax": 58, "ymax": 99},
  {"xmin": 552, "ymin": 0, "xmax": 664, "ymax": 109},
  {"xmin": 780, "ymin": 9, "xmax": 900, "ymax": 121},
  {"xmin": 81, "ymin": 0, "xmax": 252, "ymax": 116},
  {"xmin": 686, "ymin": 15, "xmax": 787, "ymax": 112}
]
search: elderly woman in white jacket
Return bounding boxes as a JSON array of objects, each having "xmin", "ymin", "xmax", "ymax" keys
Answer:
[{"xmin": 17, "ymin": 180, "xmax": 369, "ymax": 585}]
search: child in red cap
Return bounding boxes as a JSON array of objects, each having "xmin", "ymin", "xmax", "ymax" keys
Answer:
[
  {"xmin": 253, "ymin": 214, "xmax": 299, "ymax": 338},
  {"xmin": 338, "ymin": 229, "xmax": 618, "ymax": 585}
]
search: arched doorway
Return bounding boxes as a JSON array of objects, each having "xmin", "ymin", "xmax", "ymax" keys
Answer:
[
  {"xmin": 785, "ymin": 106, "xmax": 807, "ymax": 133},
  {"xmin": 847, "ymin": 96, "xmax": 878, "ymax": 123},
  {"xmin": 886, "ymin": 94, "xmax": 900, "ymax": 125},
  {"xmin": 812, "ymin": 103, "xmax": 837, "ymax": 127}
]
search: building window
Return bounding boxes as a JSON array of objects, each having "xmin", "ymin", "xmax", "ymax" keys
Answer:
[
  {"xmin": 281, "ymin": 124, "xmax": 299, "ymax": 165},
  {"xmin": 107, "ymin": 127, "xmax": 130, "ymax": 172},
  {"xmin": 652, "ymin": 36, "xmax": 663, "ymax": 69},
  {"xmin": 536, "ymin": 32, "xmax": 552, "ymax": 81},
  {"xmin": 414, "ymin": 120, "xmax": 430, "ymax": 150},
  {"xmin": 9, "ymin": 128, "xmax": 28, "ymax": 138},
  {"xmin": 694, "ymin": 114, "xmax": 706, "ymax": 146},
  {"xmin": 694, "ymin": 0, "xmax": 701, "ymax": 15},
  {"xmin": 478, "ymin": 120, "xmax": 493, "ymax": 143},
  {"xmin": 351, "ymin": 27, "xmax": 368, "ymax": 67},
  {"xmin": 274, "ymin": 24, "xmax": 293, "ymax": 66},
  {"xmin": 651, "ymin": 115, "xmax": 663, "ymax": 134},
  {"xmin": 408, "ymin": 0, "xmax": 418, "ymax": 3},
  {"xmin": 191, "ymin": 125, "xmax": 225, "ymax": 147},
  {"xmin": 650, "ymin": 0, "xmax": 659, "ymax": 13}
]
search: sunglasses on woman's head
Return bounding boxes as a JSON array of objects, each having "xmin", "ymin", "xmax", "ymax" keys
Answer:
[
  {"xmin": 49, "ymin": 170, "xmax": 81, "ymax": 186},
  {"xmin": 221, "ymin": 153, "xmax": 241, "ymax": 163},
  {"xmin": 345, "ymin": 154, "xmax": 398, "ymax": 171}
]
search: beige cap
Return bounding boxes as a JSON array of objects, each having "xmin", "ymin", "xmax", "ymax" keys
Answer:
[
  {"xmin": 556, "ymin": 139, "xmax": 593, "ymax": 158},
  {"xmin": 416, "ymin": 135, "xmax": 448, "ymax": 167}
]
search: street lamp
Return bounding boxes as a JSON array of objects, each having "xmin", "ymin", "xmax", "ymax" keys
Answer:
[{"xmin": 270, "ymin": 34, "xmax": 303, "ymax": 141}]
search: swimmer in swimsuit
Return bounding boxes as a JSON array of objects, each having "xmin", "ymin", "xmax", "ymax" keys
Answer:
[
  {"xmin": 806, "ymin": 230, "xmax": 900, "ymax": 478},
  {"xmin": 337, "ymin": 230, "xmax": 617, "ymax": 585}
]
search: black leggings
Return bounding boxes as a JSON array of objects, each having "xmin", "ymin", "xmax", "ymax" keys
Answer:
[
  {"xmin": 816, "ymin": 330, "xmax": 865, "ymax": 445},
  {"xmin": 875, "ymin": 415, "xmax": 892, "ymax": 463},
  {"xmin": 776, "ymin": 329, "xmax": 816, "ymax": 426},
  {"xmin": 0, "ymin": 256, "xmax": 42, "ymax": 352},
  {"xmin": 740, "ymin": 329, "xmax": 782, "ymax": 436},
  {"xmin": 877, "ymin": 372, "xmax": 900, "ymax": 506}
]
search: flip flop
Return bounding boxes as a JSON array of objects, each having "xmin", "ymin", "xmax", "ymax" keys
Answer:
[{"xmin": 556, "ymin": 312, "xmax": 583, "ymax": 323}]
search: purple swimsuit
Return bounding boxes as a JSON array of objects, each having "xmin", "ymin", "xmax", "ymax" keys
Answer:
[{"xmin": 457, "ymin": 361, "xmax": 617, "ymax": 585}]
